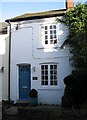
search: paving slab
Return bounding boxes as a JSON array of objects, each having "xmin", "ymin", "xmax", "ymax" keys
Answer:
[{"xmin": 4, "ymin": 106, "xmax": 18, "ymax": 115}]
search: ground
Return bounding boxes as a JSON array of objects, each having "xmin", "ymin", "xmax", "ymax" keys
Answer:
[{"xmin": 2, "ymin": 102, "xmax": 87, "ymax": 120}]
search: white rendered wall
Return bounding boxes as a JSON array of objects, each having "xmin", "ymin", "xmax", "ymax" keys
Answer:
[
  {"xmin": 0, "ymin": 34, "xmax": 9, "ymax": 101},
  {"xmin": 10, "ymin": 17, "xmax": 72, "ymax": 104},
  {"xmin": 2, "ymin": 36, "xmax": 9, "ymax": 100},
  {"xmin": 0, "ymin": 56, "xmax": 2, "ymax": 102},
  {"xmin": 0, "ymin": 34, "xmax": 7, "ymax": 101}
]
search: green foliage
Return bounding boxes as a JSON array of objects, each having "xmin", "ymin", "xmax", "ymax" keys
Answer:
[
  {"xmin": 63, "ymin": 70, "xmax": 87, "ymax": 108},
  {"xmin": 60, "ymin": 3, "xmax": 87, "ymax": 108},
  {"xmin": 57, "ymin": 3, "xmax": 87, "ymax": 70}
]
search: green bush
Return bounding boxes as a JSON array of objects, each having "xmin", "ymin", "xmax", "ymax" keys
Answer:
[{"xmin": 63, "ymin": 70, "xmax": 87, "ymax": 109}]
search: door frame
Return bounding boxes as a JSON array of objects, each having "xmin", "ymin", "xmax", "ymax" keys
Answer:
[{"xmin": 17, "ymin": 63, "xmax": 31, "ymax": 100}]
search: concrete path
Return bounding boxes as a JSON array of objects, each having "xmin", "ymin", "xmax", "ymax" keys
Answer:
[{"xmin": 0, "ymin": 102, "xmax": 2, "ymax": 120}]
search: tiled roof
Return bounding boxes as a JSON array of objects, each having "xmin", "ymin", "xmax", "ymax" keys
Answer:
[
  {"xmin": 0, "ymin": 22, "xmax": 8, "ymax": 34},
  {"xmin": 5, "ymin": 9, "xmax": 66, "ymax": 22}
]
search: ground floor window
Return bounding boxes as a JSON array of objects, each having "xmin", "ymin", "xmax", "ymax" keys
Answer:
[{"xmin": 41, "ymin": 64, "xmax": 58, "ymax": 86}]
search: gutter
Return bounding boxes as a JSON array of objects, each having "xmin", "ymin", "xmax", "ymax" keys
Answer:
[{"xmin": 6, "ymin": 21, "xmax": 11, "ymax": 102}]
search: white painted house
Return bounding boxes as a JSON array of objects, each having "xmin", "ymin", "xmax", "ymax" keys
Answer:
[
  {"xmin": 0, "ymin": 55, "xmax": 2, "ymax": 102},
  {"xmin": 0, "ymin": 22, "xmax": 8, "ymax": 101},
  {"xmin": 5, "ymin": 0, "xmax": 74, "ymax": 105}
]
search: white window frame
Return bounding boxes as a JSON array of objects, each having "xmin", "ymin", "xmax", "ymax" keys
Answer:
[
  {"xmin": 41, "ymin": 24, "xmax": 58, "ymax": 47},
  {"xmin": 41, "ymin": 64, "xmax": 58, "ymax": 86}
]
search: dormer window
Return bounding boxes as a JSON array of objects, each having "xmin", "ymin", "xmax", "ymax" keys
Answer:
[{"xmin": 41, "ymin": 24, "xmax": 58, "ymax": 46}]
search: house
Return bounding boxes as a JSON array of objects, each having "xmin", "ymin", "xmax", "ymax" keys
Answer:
[
  {"xmin": 0, "ymin": 22, "xmax": 8, "ymax": 101},
  {"xmin": 5, "ymin": 0, "xmax": 74, "ymax": 105},
  {"xmin": 0, "ymin": 55, "xmax": 2, "ymax": 101}
]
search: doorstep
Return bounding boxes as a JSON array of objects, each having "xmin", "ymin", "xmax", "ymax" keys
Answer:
[{"xmin": 16, "ymin": 100, "xmax": 29, "ymax": 106}]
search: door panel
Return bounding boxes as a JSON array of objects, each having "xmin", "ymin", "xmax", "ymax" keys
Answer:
[{"xmin": 19, "ymin": 65, "xmax": 31, "ymax": 100}]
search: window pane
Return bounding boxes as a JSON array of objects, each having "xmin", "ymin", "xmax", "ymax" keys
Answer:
[
  {"xmin": 50, "ymin": 65, "xmax": 53, "ymax": 69},
  {"xmin": 45, "ymin": 81, "xmax": 48, "ymax": 85},
  {"xmin": 45, "ymin": 40, "xmax": 48, "ymax": 44},
  {"xmin": 45, "ymin": 26, "xmax": 47, "ymax": 30},
  {"xmin": 54, "ymin": 65, "xmax": 57, "ymax": 69},
  {"xmin": 45, "ymin": 31, "xmax": 48, "ymax": 34},
  {"xmin": 54, "ymin": 81, "xmax": 57, "ymax": 85},
  {"xmin": 54, "ymin": 25, "xmax": 56, "ymax": 29},
  {"xmin": 41, "ymin": 81, "xmax": 44, "ymax": 85},
  {"xmin": 50, "ymin": 35, "xmax": 53, "ymax": 39},
  {"xmin": 54, "ymin": 40, "xmax": 57, "ymax": 44},
  {"xmin": 45, "ymin": 65, "xmax": 48, "ymax": 69},
  {"xmin": 45, "ymin": 35, "xmax": 48, "ymax": 39},
  {"xmin": 50, "ymin": 76, "xmax": 53, "ymax": 79},
  {"xmin": 54, "ymin": 75, "xmax": 57, "ymax": 79},
  {"xmin": 54, "ymin": 70, "xmax": 57, "ymax": 74},
  {"xmin": 42, "ymin": 71, "xmax": 44, "ymax": 75},
  {"xmin": 54, "ymin": 35, "xmax": 57, "ymax": 38},
  {"xmin": 54, "ymin": 30, "xmax": 56, "ymax": 34},
  {"xmin": 50, "ymin": 30, "xmax": 52, "ymax": 34},
  {"xmin": 41, "ymin": 65, "xmax": 44, "ymax": 70},
  {"xmin": 42, "ymin": 76, "xmax": 44, "ymax": 80},
  {"xmin": 50, "ymin": 81, "xmax": 53, "ymax": 85},
  {"xmin": 45, "ymin": 76, "xmax": 48, "ymax": 80},
  {"xmin": 50, "ymin": 25, "xmax": 52, "ymax": 29},
  {"xmin": 50, "ymin": 40, "xmax": 53, "ymax": 44},
  {"xmin": 45, "ymin": 71, "xmax": 48, "ymax": 74},
  {"xmin": 50, "ymin": 71, "xmax": 53, "ymax": 74}
]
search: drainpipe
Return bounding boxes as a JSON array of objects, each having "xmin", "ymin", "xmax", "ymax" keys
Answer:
[{"xmin": 6, "ymin": 21, "xmax": 11, "ymax": 103}]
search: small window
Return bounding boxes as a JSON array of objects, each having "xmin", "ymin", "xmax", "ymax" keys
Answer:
[{"xmin": 43, "ymin": 24, "xmax": 57, "ymax": 45}]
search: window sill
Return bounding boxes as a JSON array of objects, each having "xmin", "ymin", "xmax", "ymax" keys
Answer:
[
  {"xmin": 38, "ymin": 87, "xmax": 62, "ymax": 90},
  {"xmin": 37, "ymin": 45, "xmax": 59, "ymax": 49},
  {"xmin": 37, "ymin": 46, "xmax": 44, "ymax": 49}
]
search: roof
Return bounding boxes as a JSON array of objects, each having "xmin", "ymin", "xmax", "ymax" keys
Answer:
[
  {"xmin": 0, "ymin": 22, "xmax": 8, "ymax": 34},
  {"xmin": 5, "ymin": 9, "xmax": 66, "ymax": 22}
]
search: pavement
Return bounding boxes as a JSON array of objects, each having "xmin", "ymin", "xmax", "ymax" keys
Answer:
[
  {"xmin": 0, "ymin": 102, "xmax": 2, "ymax": 120},
  {"xmin": 1, "ymin": 104, "xmax": 87, "ymax": 120}
]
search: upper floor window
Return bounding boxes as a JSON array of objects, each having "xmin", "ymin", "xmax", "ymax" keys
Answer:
[{"xmin": 41, "ymin": 24, "xmax": 57, "ymax": 46}]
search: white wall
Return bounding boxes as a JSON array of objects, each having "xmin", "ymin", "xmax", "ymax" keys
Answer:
[
  {"xmin": 0, "ymin": 34, "xmax": 9, "ymax": 101},
  {"xmin": 2, "ymin": 36, "xmax": 9, "ymax": 100},
  {"xmin": 10, "ymin": 17, "xmax": 72, "ymax": 104},
  {"xmin": 0, "ymin": 56, "xmax": 2, "ymax": 101}
]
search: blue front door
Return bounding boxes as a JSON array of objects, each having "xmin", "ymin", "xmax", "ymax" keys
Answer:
[{"xmin": 19, "ymin": 65, "xmax": 31, "ymax": 100}]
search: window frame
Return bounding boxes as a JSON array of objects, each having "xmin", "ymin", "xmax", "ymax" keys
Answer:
[
  {"xmin": 41, "ymin": 24, "xmax": 58, "ymax": 46},
  {"xmin": 40, "ymin": 64, "xmax": 58, "ymax": 86}
]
